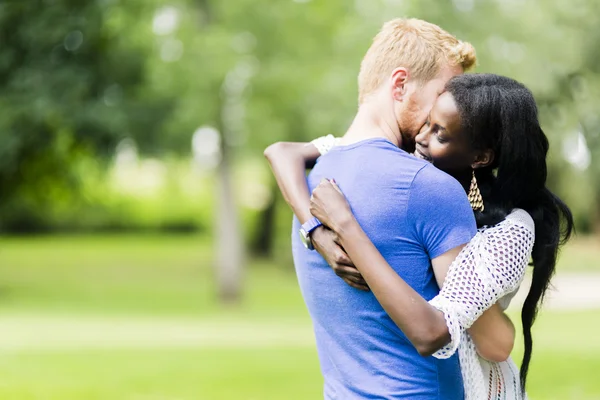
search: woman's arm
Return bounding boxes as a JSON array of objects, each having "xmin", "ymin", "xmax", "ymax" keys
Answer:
[
  {"xmin": 263, "ymin": 141, "xmax": 321, "ymax": 224},
  {"xmin": 264, "ymin": 139, "xmax": 369, "ymax": 291},
  {"xmin": 425, "ymin": 210, "xmax": 534, "ymax": 362},
  {"xmin": 322, "ymin": 204, "xmax": 459, "ymax": 356},
  {"xmin": 309, "ymin": 179, "xmax": 460, "ymax": 356},
  {"xmin": 468, "ymin": 305, "xmax": 515, "ymax": 362},
  {"xmin": 430, "ymin": 244, "xmax": 516, "ymax": 362},
  {"xmin": 310, "ymin": 180, "xmax": 533, "ymax": 359}
]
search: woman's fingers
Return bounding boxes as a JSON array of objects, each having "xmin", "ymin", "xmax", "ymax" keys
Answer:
[
  {"xmin": 333, "ymin": 249, "xmax": 353, "ymax": 267},
  {"xmin": 329, "ymin": 179, "xmax": 343, "ymax": 195},
  {"xmin": 334, "ymin": 265, "xmax": 369, "ymax": 291},
  {"xmin": 344, "ymin": 275, "xmax": 368, "ymax": 285},
  {"xmin": 342, "ymin": 278, "xmax": 370, "ymax": 292},
  {"xmin": 314, "ymin": 179, "xmax": 337, "ymax": 196},
  {"xmin": 334, "ymin": 265, "xmax": 362, "ymax": 278},
  {"xmin": 311, "ymin": 179, "xmax": 341, "ymax": 205}
]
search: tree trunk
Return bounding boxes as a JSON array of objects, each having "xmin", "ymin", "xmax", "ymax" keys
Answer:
[
  {"xmin": 250, "ymin": 182, "xmax": 278, "ymax": 257},
  {"xmin": 214, "ymin": 142, "xmax": 245, "ymax": 303},
  {"xmin": 197, "ymin": 0, "xmax": 246, "ymax": 303}
]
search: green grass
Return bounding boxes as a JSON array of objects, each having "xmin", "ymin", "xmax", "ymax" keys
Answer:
[
  {"xmin": 512, "ymin": 310, "xmax": 600, "ymax": 400},
  {"xmin": 0, "ymin": 234, "xmax": 598, "ymax": 399},
  {"xmin": 557, "ymin": 235, "xmax": 600, "ymax": 272},
  {"xmin": 0, "ymin": 348, "xmax": 323, "ymax": 400},
  {"xmin": 0, "ymin": 234, "xmax": 306, "ymax": 317},
  {"xmin": 0, "ymin": 310, "xmax": 596, "ymax": 399},
  {"xmin": 0, "ymin": 233, "xmax": 596, "ymax": 316}
]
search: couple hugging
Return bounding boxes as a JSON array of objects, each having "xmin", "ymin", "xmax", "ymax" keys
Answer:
[{"xmin": 265, "ymin": 18, "xmax": 573, "ymax": 400}]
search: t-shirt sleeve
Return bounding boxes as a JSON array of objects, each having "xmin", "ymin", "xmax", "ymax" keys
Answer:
[{"xmin": 407, "ymin": 165, "xmax": 477, "ymax": 259}]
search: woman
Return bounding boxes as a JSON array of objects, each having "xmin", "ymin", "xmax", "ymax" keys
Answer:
[{"xmin": 265, "ymin": 74, "xmax": 573, "ymax": 399}]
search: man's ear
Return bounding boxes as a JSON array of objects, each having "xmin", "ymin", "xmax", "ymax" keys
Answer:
[
  {"xmin": 391, "ymin": 67, "xmax": 409, "ymax": 102},
  {"xmin": 471, "ymin": 149, "xmax": 494, "ymax": 169}
]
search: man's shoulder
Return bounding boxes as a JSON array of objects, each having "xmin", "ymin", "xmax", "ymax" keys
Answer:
[
  {"xmin": 318, "ymin": 140, "xmax": 424, "ymax": 174},
  {"xmin": 411, "ymin": 163, "xmax": 463, "ymax": 192},
  {"xmin": 408, "ymin": 165, "xmax": 471, "ymax": 217},
  {"xmin": 340, "ymin": 140, "xmax": 431, "ymax": 171}
]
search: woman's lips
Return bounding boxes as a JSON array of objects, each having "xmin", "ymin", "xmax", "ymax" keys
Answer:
[{"xmin": 414, "ymin": 147, "xmax": 432, "ymax": 162}]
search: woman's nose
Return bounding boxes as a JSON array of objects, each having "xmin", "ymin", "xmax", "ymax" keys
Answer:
[{"xmin": 415, "ymin": 126, "xmax": 429, "ymax": 146}]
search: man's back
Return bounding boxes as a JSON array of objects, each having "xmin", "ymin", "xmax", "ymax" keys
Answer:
[{"xmin": 292, "ymin": 138, "xmax": 475, "ymax": 399}]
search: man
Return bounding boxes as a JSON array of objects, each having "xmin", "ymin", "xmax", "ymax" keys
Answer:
[{"xmin": 266, "ymin": 19, "xmax": 477, "ymax": 399}]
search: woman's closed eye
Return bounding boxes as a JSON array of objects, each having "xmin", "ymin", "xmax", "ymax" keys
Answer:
[
  {"xmin": 435, "ymin": 131, "xmax": 449, "ymax": 144},
  {"xmin": 429, "ymin": 124, "xmax": 449, "ymax": 143}
]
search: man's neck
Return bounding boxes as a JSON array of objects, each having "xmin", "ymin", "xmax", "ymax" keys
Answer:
[{"xmin": 340, "ymin": 102, "xmax": 403, "ymax": 149}]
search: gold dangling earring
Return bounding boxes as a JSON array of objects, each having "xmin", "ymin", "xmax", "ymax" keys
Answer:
[{"xmin": 468, "ymin": 170, "xmax": 484, "ymax": 212}]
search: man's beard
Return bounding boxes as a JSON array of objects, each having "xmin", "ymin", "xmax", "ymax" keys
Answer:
[{"xmin": 400, "ymin": 131, "xmax": 416, "ymax": 154}]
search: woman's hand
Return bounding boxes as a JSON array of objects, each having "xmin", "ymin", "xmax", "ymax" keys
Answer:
[
  {"xmin": 309, "ymin": 179, "xmax": 368, "ymax": 291},
  {"xmin": 311, "ymin": 227, "xmax": 369, "ymax": 291},
  {"xmin": 309, "ymin": 179, "xmax": 356, "ymax": 234}
]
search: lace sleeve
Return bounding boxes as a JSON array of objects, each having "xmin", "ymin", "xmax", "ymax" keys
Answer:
[
  {"xmin": 429, "ymin": 209, "xmax": 535, "ymax": 359},
  {"xmin": 311, "ymin": 134, "xmax": 340, "ymax": 156}
]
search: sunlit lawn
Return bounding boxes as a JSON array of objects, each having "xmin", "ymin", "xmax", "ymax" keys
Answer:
[
  {"xmin": 0, "ymin": 234, "xmax": 598, "ymax": 399},
  {"xmin": 0, "ymin": 234, "xmax": 305, "ymax": 317},
  {"xmin": 0, "ymin": 311, "xmax": 597, "ymax": 400},
  {"xmin": 0, "ymin": 348, "xmax": 323, "ymax": 400}
]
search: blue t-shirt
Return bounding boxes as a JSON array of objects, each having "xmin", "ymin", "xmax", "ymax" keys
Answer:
[{"xmin": 292, "ymin": 138, "xmax": 476, "ymax": 399}]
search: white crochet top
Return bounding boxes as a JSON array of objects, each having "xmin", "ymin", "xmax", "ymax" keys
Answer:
[
  {"xmin": 311, "ymin": 134, "xmax": 342, "ymax": 155},
  {"xmin": 311, "ymin": 135, "xmax": 535, "ymax": 400},
  {"xmin": 430, "ymin": 209, "xmax": 534, "ymax": 400}
]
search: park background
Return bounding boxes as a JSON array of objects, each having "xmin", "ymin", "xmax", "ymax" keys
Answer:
[{"xmin": 1, "ymin": 0, "xmax": 600, "ymax": 398}]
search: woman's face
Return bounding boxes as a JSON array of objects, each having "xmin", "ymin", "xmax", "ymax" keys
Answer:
[{"xmin": 414, "ymin": 92, "xmax": 478, "ymax": 173}]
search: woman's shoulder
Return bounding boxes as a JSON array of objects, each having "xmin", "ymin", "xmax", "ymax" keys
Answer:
[
  {"xmin": 479, "ymin": 208, "xmax": 536, "ymax": 247},
  {"xmin": 505, "ymin": 208, "xmax": 535, "ymax": 231},
  {"xmin": 480, "ymin": 208, "xmax": 534, "ymax": 231}
]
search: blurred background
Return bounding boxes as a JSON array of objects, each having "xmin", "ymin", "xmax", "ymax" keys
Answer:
[{"xmin": 1, "ymin": 0, "xmax": 599, "ymax": 398}]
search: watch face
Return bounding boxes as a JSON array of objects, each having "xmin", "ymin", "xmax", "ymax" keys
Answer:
[
  {"xmin": 299, "ymin": 228, "xmax": 308, "ymax": 244},
  {"xmin": 299, "ymin": 228, "xmax": 312, "ymax": 250}
]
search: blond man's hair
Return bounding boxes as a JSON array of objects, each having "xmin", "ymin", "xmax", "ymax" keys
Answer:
[{"xmin": 358, "ymin": 18, "xmax": 476, "ymax": 103}]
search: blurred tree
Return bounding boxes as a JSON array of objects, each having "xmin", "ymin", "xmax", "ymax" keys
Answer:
[
  {"xmin": 3, "ymin": 0, "xmax": 600, "ymax": 240},
  {"xmin": 193, "ymin": 0, "xmax": 246, "ymax": 303},
  {"xmin": 0, "ymin": 0, "xmax": 170, "ymax": 231},
  {"xmin": 239, "ymin": 0, "xmax": 372, "ymax": 256}
]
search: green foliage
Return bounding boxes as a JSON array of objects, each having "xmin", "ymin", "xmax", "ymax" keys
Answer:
[
  {"xmin": 2, "ymin": 0, "xmax": 600, "ymax": 232},
  {"xmin": 0, "ymin": 0, "xmax": 172, "ymax": 231}
]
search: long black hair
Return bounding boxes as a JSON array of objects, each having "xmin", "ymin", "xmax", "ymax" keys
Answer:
[{"xmin": 445, "ymin": 73, "xmax": 574, "ymax": 393}]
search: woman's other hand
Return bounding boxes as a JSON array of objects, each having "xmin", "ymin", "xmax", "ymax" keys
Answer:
[
  {"xmin": 311, "ymin": 227, "xmax": 369, "ymax": 292},
  {"xmin": 310, "ymin": 179, "xmax": 355, "ymax": 234}
]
